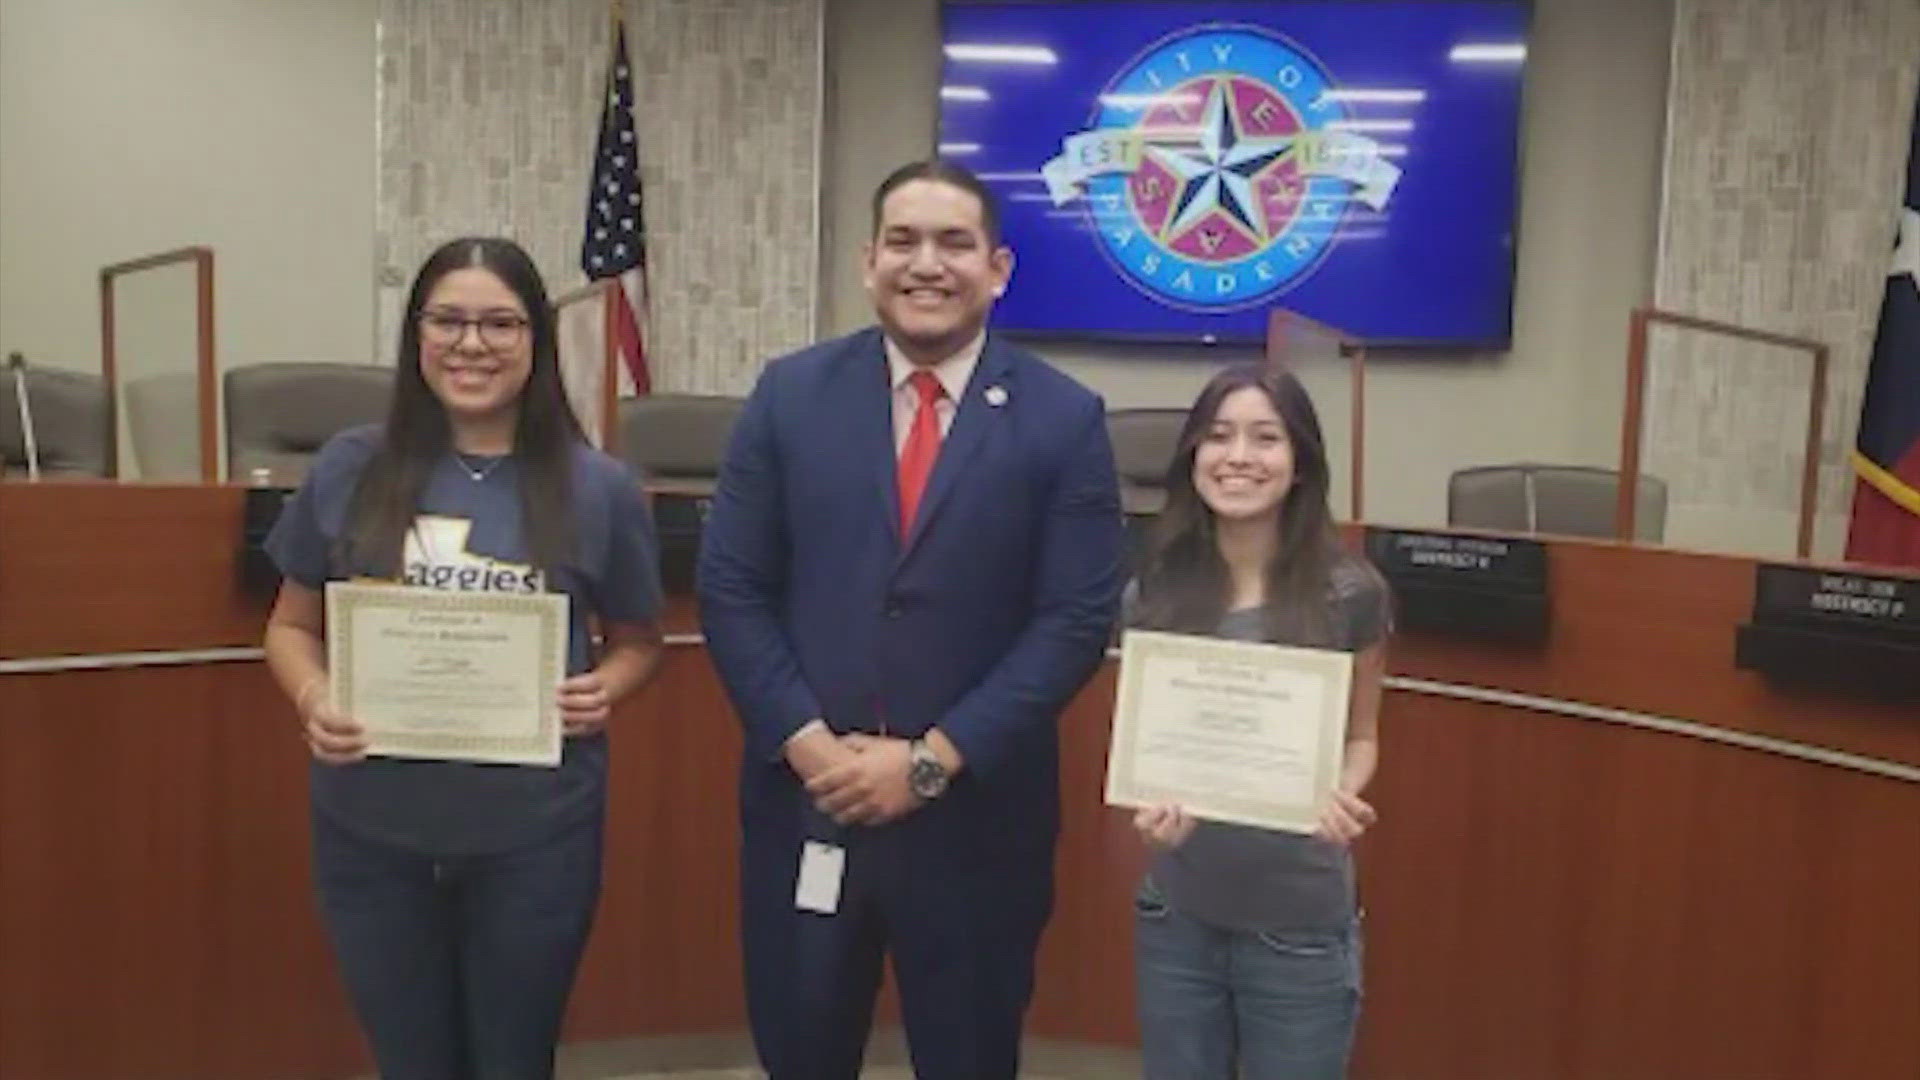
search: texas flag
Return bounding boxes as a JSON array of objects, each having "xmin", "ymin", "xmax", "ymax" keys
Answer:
[{"xmin": 1845, "ymin": 87, "xmax": 1920, "ymax": 567}]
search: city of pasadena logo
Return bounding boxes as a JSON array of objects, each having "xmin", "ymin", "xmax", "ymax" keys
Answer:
[
  {"xmin": 403, "ymin": 516, "xmax": 542, "ymax": 594},
  {"xmin": 1043, "ymin": 24, "xmax": 1403, "ymax": 312}
]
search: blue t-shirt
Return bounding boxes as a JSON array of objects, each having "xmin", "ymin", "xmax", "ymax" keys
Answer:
[{"xmin": 266, "ymin": 425, "xmax": 663, "ymax": 856}]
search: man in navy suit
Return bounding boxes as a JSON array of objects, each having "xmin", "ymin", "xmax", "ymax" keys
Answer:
[{"xmin": 697, "ymin": 160, "xmax": 1123, "ymax": 1079}]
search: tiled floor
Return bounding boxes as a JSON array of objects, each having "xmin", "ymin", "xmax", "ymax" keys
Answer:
[
  {"xmin": 610, "ymin": 1070, "xmax": 1071, "ymax": 1079},
  {"xmin": 610, "ymin": 1060, "xmax": 1075, "ymax": 1068},
  {"xmin": 544, "ymin": 1030, "xmax": 1132, "ymax": 1080},
  {"xmin": 352, "ymin": 1030, "xmax": 1132, "ymax": 1079},
  {"xmin": 607, "ymin": 1072, "xmax": 758, "ymax": 1080}
]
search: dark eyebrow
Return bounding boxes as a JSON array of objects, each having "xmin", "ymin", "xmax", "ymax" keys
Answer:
[{"xmin": 424, "ymin": 305, "xmax": 525, "ymax": 319}]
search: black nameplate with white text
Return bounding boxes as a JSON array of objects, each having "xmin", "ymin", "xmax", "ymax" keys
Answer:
[
  {"xmin": 1366, "ymin": 528, "xmax": 1547, "ymax": 592},
  {"xmin": 1364, "ymin": 527, "xmax": 1549, "ymax": 643},
  {"xmin": 1737, "ymin": 563, "xmax": 1920, "ymax": 699},
  {"xmin": 1751, "ymin": 565, "xmax": 1920, "ymax": 636}
]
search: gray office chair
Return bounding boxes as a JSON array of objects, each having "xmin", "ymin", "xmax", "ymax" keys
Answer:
[
  {"xmin": 0, "ymin": 367, "xmax": 110, "ymax": 478},
  {"xmin": 1106, "ymin": 408, "xmax": 1188, "ymax": 516},
  {"xmin": 1448, "ymin": 464, "xmax": 1668, "ymax": 542},
  {"xmin": 617, "ymin": 393, "xmax": 744, "ymax": 494},
  {"xmin": 225, "ymin": 362, "xmax": 393, "ymax": 485},
  {"xmin": 618, "ymin": 393, "xmax": 743, "ymax": 596}
]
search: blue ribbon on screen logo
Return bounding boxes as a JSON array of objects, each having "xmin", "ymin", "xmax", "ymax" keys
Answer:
[{"xmin": 1043, "ymin": 25, "xmax": 1403, "ymax": 312}]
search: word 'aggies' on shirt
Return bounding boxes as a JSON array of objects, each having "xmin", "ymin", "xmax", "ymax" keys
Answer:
[{"xmin": 402, "ymin": 516, "xmax": 544, "ymax": 594}]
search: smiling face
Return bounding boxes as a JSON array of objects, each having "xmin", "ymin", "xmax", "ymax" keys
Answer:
[
  {"xmin": 1192, "ymin": 385, "xmax": 1295, "ymax": 524},
  {"xmin": 863, "ymin": 177, "xmax": 1012, "ymax": 363},
  {"xmin": 414, "ymin": 267, "xmax": 533, "ymax": 423}
]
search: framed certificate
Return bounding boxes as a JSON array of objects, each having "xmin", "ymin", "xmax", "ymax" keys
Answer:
[
  {"xmin": 325, "ymin": 582, "xmax": 568, "ymax": 767},
  {"xmin": 1105, "ymin": 628, "xmax": 1353, "ymax": 834}
]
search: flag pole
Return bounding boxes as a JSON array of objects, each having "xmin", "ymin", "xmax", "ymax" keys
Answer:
[
  {"xmin": 600, "ymin": 0, "xmax": 625, "ymax": 450},
  {"xmin": 602, "ymin": 0, "xmax": 623, "ymax": 117},
  {"xmin": 614, "ymin": 0, "xmax": 653, "ymax": 402}
]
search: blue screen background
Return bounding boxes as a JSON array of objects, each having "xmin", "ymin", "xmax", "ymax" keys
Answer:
[{"xmin": 938, "ymin": 1, "xmax": 1529, "ymax": 346}]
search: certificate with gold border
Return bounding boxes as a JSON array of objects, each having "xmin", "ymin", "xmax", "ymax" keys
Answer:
[
  {"xmin": 1106, "ymin": 629, "xmax": 1352, "ymax": 834},
  {"xmin": 325, "ymin": 582, "xmax": 567, "ymax": 767}
]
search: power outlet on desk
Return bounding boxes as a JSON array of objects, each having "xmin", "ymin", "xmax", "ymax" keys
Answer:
[
  {"xmin": 1364, "ymin": 527, "xmax": 1550, "ymax": 644},
  {"xmin": 238, "ymin": 485, "xmax": 297, "ymax": 596},
  {"xmin": 1736, "ymin": 564, "xmax": 1920, "ymax": 700}
]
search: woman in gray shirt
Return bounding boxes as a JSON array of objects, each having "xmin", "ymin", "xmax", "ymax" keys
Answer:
[{"xmin": 1127, "ymin": 363, "xmax": 1389, "ymax": 1080}]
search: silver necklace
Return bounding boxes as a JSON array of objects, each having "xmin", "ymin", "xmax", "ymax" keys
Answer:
[{"xmin": 453, "ymin": 451, "xmax": 508, "ymax": 482}]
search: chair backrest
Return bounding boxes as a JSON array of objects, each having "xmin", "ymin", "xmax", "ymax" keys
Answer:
[
  {"xmin": 1106, "ymin": 407, "xmax": 1188, "ymax": 516},
  {"xmin": 618, "ymin": 394, "xmax": 743, "ymax": 491},
  {"xmin": 0, "ymin": 367, "xmax": 110, "ymax": 478},
  {"xmin": 224, "ymin": 362, "xmax": 393, "ymax": 485},
  {"xmin": 1448, "ymin": 463, "xmax": 1669, "ymax": 542}
]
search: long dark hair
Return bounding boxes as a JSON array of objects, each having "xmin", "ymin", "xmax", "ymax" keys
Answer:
[
  {"xmin": 1134, "ymin": 363, "xmax": 1364, "ymax": 645},
  {"xmin": 341, "ymin": 237, "xmax": 581, "ymax": 582}
]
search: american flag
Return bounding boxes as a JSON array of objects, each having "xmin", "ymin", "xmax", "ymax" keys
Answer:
[{"xmin": 581, "ymin": 21, "xmax": 650, "ymax": 396}]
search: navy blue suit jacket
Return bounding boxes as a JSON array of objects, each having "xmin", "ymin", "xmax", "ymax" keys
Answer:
[{"xmin": 697, "ymin": 327, "xmax": 1123, "ymax": 875}]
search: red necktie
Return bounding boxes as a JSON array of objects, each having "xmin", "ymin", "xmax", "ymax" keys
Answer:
[{"xmin": 898, "ymin": 369, "xmax": 944, "ymax": 534}]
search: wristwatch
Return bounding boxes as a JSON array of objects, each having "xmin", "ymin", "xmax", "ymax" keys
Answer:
[{"xmin": 907, "ymin": 737, "xmax": 950, "ymax": 800}]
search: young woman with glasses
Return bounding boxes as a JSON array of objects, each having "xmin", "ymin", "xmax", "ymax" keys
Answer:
[{"xmin": 259, "ymin": 236, "xmax": 663, "ymax": 1079}]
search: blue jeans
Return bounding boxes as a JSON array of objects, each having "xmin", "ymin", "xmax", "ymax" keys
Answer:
[
  {"xmin": 311, "ymin": 809, "xmax": 603, "ymax": 1080},
  {"xmin": 1134, "ymin": 884, "xmax": 1363, "ymax": 1080}
]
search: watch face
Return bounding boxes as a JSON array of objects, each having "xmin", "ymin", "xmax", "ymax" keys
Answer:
[{"xmin": 910, "ymin": 755, "xmax": 947, "ymax": 797}]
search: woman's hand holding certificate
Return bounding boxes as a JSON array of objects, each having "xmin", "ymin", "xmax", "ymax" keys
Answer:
[
  {"xmin": 296, "ymin": 673, "xmax": 369, "ymax": 766},
  {"xmin": 556, "ymin": 671, "xmax": 612, "ymax": 737}
]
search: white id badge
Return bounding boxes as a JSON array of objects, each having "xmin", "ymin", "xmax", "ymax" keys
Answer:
[{"xmin": 795, "ymin": 840, "xmax": 845, "ymax": 915}]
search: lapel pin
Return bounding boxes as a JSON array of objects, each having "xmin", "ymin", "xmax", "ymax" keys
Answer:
[{"xmin": 984, "ymin": 385, "xmax": 1008, "ymax": 407}]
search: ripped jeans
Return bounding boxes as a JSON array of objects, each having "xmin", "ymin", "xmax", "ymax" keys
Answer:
[{"xmin": 1134, "ymin": 881, "xmax": 1363, "ymax": 1080}]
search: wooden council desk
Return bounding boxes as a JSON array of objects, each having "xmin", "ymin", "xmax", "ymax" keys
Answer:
[{"xmin": 2, "ymin": 483, "xmax": 1916, "ymax": 1079}]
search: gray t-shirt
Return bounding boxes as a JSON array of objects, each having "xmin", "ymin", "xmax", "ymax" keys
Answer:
[
  {"xmin": 266, "ymin": 425, "xmax": 662, "ymax": 856},
  {"xmin": 1133, "ymin": 557, "xmax": 1390, "ymax": 933}
]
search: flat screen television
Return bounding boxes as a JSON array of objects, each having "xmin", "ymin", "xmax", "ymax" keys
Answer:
[{"xmin": 937, "ymin": 0, "xmax": 1529, "ymax": 347}]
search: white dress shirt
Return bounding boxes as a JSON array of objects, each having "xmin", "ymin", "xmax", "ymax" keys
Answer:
[{"xmin": 884, "ymin": 332, "xmax": 983, "ymax": 457}]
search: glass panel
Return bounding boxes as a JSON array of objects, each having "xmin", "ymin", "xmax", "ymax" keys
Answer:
[
  {"xmin": 110, "ymin": 261, "xmax": 203, "ymax": 482},
  {"xmin": 1642, "ymin": 318, "xmax": 1830, "ymax": 561},
  {"xmin": 555, "ymin": 285, "xmax": 611, "ymax": 450},
  {"xmin": 1267, "ymin": 309, "xmax": 1358, "ymax": 525}
]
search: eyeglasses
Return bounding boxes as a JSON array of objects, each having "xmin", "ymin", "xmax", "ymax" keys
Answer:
[{"xmin": 418, "ymin": 309, "xmax": 529, "ymax": 351}]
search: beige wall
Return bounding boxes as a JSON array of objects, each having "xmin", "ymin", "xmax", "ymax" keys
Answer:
[
  {"xmin": 376, "ymin": 0, "xmax": 823, "ymax": 397},
  {"xmin": 0, "ymin": 0, "xmax": 378, "ymax": 476},
  {"xmin": 0, "ymin": 0, "xmax": 378, "ymax": 373},
  {"xmin": 1650, "ymin": 0, "xmax": 1920, "ymax": 563},
  {"xmin": 0, "ymin": 0, "xmax": 824, "ymax": 471},
  {"xmin": 821, "ymin": 0, "xmax": 1673, "ymax": 531},
  {"xmin": 1, "ymin": 0, "xmax": 1681, "ymax": 513}
]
